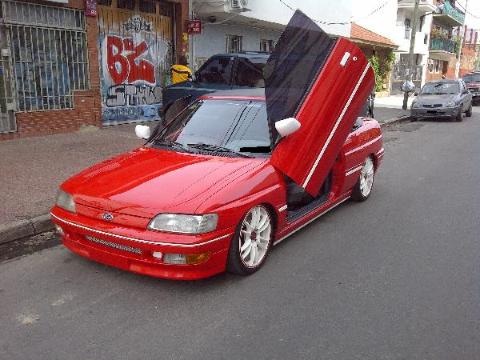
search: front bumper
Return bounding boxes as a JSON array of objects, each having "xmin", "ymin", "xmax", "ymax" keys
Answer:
[
  {"xmin": 411, "ymin": 106, "xmax": 460, "ymax": 119},
  {"xmin": 51, "ymin": 207, "xmax": 233, "ymax": 280}
]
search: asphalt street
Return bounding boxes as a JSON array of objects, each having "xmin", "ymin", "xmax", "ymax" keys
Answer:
[{"xmin": 1, "ymin": 110, "xmax": 480, "ymax": 360}]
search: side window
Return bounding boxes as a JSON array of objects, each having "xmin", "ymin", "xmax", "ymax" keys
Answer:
[
  {"xmin": 234, "ymin": 59, "xmax": 265, "ymax": 87},
  {"xmin": 196, "ymin": 57, "xmax": 233, "ymax": 85}
]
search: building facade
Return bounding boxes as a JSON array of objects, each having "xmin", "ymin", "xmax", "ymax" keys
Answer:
[
  {"xmin": 190, "ymin": 0, "xmax": 353, "ymax": 70},
  {"xmin": 459, "ymin": 26, "xmax": 479, "ymax": 76},
  {"xmin": 391, "ymin": 0, "xmax": 435, "ymax": 93},
  {"xmin": 0, "ymin": 0, "xmax": 189, "ymax": 140},
  {"xmin": 426, "ymin": 0, "xmax": 465, "ymax": 81},
  {"xmin": 390, "ymin": 0, "xmax": 465, "ymax": 93}
]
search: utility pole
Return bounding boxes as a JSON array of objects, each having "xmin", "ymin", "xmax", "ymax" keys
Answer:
[
  {"xmin": 456, "ymin": 0, "xmax": 468, "ymax": 78},
  {"xmin": 402, "ymin": 0, "xmax": 420, "ymax": 110}
]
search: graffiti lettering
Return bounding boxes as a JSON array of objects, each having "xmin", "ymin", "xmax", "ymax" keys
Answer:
[
  {"xmin": 106, "ymin": 35, "xmax": 155, "ymax": 85},
  {"xmin": 106, "ymin": 84, "xmax": 162, "ymax": 107},
  {"xmin": 123, "ymin": 16, "xmax": 152, "ymax": 33},
  {"xmin": 103, "ymin": 105, "xmax": 161, "ymax": 122}
]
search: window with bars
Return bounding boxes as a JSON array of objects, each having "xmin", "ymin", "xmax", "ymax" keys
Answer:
[{"xmin": 1, "ymin": 0, "xmax": 89, "ymax": 112}]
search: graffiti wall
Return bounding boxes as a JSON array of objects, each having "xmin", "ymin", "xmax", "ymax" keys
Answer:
[{"xmin": 98, "ymin": 6, "xmax": 173, "ymax": 124}]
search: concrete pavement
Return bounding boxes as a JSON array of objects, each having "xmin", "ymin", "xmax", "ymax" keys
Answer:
[
  {"xmin": 0, "ymin": 124, "xmax": 144, "ymax": 244},
  {"xmin": 1, "ymin": 108, "xmax": 479, "ymax": 359}
]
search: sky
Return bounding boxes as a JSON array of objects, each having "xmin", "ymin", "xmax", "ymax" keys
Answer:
[{"xmin": 461, "ymin": 0, "xmax": 480, "ymax": 29}]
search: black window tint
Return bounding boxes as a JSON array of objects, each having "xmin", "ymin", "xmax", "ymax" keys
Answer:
[
  {"xmin": 263, "ymin": 10, "xmax": 336, "ymax": 123},
  {"xmin": 235, "ymin": 59, "xmax": 265, "ymax": 87},
  {"xmin": 196, "ymin": 57, "xmax": 233, "ymax": 84},
  {"xmin": 227, "ymin": 102, "xmax": 271, "ymax": 152},
  {"xmin": 154, "ymin": 100, "xmax": 271, "ymax": 155}
]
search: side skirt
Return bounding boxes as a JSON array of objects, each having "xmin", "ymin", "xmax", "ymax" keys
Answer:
[{"xmin": 273, "ymin": 195, "xmax": 350, "ymax": 246}]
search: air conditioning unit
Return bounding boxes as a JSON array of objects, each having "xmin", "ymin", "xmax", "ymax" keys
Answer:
[{"xmin": 229, "ymin": 0, "xmax": 248, "ymax": 11}]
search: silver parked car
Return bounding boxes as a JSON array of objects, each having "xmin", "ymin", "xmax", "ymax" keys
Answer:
[{"xmin": 411, "ymin": 79, "xmax": 473, "ymax": 122}]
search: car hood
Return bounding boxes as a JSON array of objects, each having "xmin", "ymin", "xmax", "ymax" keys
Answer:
[
  {"xmin": 62, "ymin": 147, "xmax": 264, "ymax": 218},
  {"xmin": 415, "ymin": 94, "xmax": 458, "ymax": 105}
]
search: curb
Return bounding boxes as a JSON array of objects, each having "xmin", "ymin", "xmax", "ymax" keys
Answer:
[
  {"xmin": 0, "ymin": 214, "xmax": 54, "ymax": 246},
  {"xmin": 380, "ymin": 114, "xmax": 411, "ymax": 126}
]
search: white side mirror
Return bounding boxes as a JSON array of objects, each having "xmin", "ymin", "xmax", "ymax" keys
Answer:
[
  {"xmin": 275, "ymin": 117, "xmax": 301, "ymax": 138},
  {"xmin": 135, "ymin": 125, "xmax": 151, "ymax": 139}
]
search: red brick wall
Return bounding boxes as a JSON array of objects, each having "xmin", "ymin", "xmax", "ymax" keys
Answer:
[
  {"xmin": 459, "ymin": 46, "xmax": 477, "ymax": 77},
  {"xmin": 1, "ymin": 0, "xmax": 189, "ymax": 141}
]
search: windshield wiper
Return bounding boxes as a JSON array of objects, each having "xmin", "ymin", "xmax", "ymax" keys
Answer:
[
  {"xmin": 187, "ymin": 143, "xmax": 251, "ymax": 158},
  {"xmin": 152, "ymin": 139, "xmax": 190, "ymax": 151}
]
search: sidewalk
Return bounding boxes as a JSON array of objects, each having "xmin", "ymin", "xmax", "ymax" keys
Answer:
[
  {"xmin": 374, "ymin": 94, "xmax": 413, "ymax": 123},
  {"xmin": 0, "ymin": 109, "xmax": 408, "ymax": 246},
  {"xmin": 0, "ymin": 123, "xmax": 144, "ymax": 243},
  {"xmin": 375, "ymin": 94, "xmax": 414, "ymax": 110}
]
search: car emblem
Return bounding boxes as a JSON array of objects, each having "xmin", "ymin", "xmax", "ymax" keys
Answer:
[{"xmin": 102, "ymin": 213, "xmax": 114, "ymax": 221}]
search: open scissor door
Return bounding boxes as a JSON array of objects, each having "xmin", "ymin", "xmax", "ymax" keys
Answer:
[{"xmin": 266, "ymin": 10, "xmax": 375, "ymax": 196}]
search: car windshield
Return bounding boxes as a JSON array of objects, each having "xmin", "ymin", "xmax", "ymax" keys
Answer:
[
  {"xmin": 463, "ymin": 74, "xmax": 480, "ymax": 83},
  {"xmin": 151, "ymin": 100, "xmax": 272, "ymax": 157},
  {"xmin": 421, "ymin": 82, "xmax": 459, "ymax": 95}
]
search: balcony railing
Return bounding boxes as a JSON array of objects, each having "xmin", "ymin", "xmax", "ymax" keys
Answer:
[
  {"xmin": 434, "ymin": 1, "xmax": 465, "ymax": 27},
  {"xmin": 429, "ymin": 37, "xmax": 457, "ymax": 53}
]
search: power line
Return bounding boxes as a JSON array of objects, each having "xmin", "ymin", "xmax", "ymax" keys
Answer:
[
  {"xmin": 278, "ymin": 0, "xmax": 393, "ymax": 26},
  {"xmin": 446, "ymin": 0, "xmax": 480, "ymax": 20}
]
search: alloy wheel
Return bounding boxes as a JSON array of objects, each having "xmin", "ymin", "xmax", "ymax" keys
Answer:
[
  {"xmin": 239, "ymin": 206, "xmax": 272, "ymax": 268},
  {"xmin": 359, "ymin": 157, "xmax": 375, "ymax": 197}
]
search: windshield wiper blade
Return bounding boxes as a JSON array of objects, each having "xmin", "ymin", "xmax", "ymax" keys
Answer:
[
  {"xmin": 152, "ymin": 139, "xmax": 189, "ymax": 151},
  {"xmin": 187, "ymin": 143, "xmax": 251, "ymax": 158}
]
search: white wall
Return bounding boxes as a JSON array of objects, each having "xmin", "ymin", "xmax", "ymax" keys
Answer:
[
  {"xmin": 352, "ymin": 0, "xmax": 397, "ymax": 41},
  {"xmin": 191, "ymin": 23, "xmax": 282, "ymax": 68},
  {"xmin": 243, "ymin": 0, "xmax": 353, "ymax": 37},
  {"xmin": 393, "ymin": 9, "xmax": 432, "ymax": 55}
]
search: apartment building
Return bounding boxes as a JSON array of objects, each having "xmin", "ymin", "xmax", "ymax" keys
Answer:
[{"xmin": 427, "ymin": 0, "xmax": 465, "ymax": 80}]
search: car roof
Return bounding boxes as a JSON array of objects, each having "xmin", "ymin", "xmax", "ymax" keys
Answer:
[
  {"xmin": 200, "ymin": 88, "xmax": 266, "ymax": 101},
  {"xmin": 212, "ymin": 51, "xmax": 270, "ymax": 58}
]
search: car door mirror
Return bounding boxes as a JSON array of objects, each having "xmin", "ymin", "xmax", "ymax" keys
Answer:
[
  {"xmin": 135, "ymin": 125, "xmax": 151, "ymax": 139},
  {"xmin": 275, "ymin": 117, "xmax": 301, "ymax": 138},
  {"xmin": 413, "ymin": 91, "xmax": 419, "ymax": 96}
]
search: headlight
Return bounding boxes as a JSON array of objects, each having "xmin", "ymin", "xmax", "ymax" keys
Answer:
[
  {"xmin": 411, "ymin": 102, "xmax": 420, "ymax": 109},
  {"xmin": 55, "ymin": 189, "xmax": 76, "ymax": 213},
  {"xmin": 445, "ymin": 101, "xmax": 456, "ymax": 107},
  {"xmin": 148, "ymin": 214, "xmax": 218, "ymax": 234}
]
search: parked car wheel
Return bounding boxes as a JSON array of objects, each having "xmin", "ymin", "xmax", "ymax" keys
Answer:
[
  {"xmin": 455, "ymin": 109, "xmax": 463, "ymax": 122},
  {"xmin": 227, "ymin": 205, "xmax": 273, "ymax": 275},
  {"xmin": 466, "ymin": 104, "xmax": 473, "ymax": 117},
  {"xmin": 351, "ymin": 157, "xmax": 375, "ymax": 202}
]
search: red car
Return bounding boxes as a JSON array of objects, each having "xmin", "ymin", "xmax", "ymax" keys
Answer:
[{"xmin": 51, "ymin": 11, "xmax": 384, "ymax": 280}]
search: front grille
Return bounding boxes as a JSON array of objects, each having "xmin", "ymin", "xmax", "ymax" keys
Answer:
[
  {"xmin": 85, "ymin": 235, "xmax": 142, "ymax": 255},
  {"xmin": 423, "ymin": 104, "xmax": 442, "ymax": 108}
]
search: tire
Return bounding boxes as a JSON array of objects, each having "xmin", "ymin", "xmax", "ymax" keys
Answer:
[
  {"xmin": 351, "ymin": 157, "xmax": 375, "ymax": 202},
  {"xmin": 466, "ymin": 104, "xmax": 473, "ymax": 117},
  {"xmin": 227, "ymin": 205, "xmax": 274, "ymax": 276},
  {"xmin": 410, "ymin": 116, "xmax": 417, "ymax": 122},
  {"xmin": 455, "ymin": 109, "xmax": 463, "ymax": 122}
]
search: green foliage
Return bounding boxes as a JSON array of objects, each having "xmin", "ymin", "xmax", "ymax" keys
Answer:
[{"xmin": 369, "ymin": 51, "xmax": 395, "ymax": 92}]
